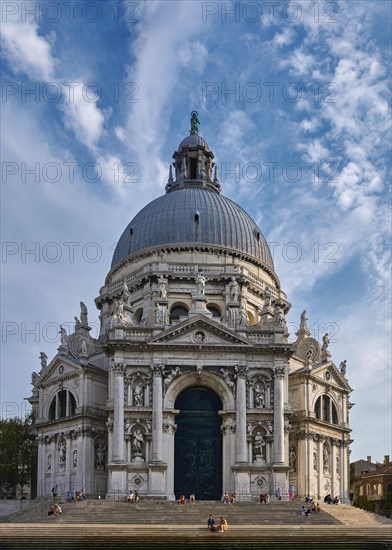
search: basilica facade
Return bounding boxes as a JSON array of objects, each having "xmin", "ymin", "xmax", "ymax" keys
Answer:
[{"xmin": 28, "ymin": 114, "xmax": 353, "ymax": 501}]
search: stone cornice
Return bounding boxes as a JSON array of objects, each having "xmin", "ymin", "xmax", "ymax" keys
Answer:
[{"xmin": 291, "ymin": 430, "xmax": 350, "ymax": 445}]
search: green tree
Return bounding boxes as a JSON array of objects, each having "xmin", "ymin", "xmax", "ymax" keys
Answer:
[{"xmin": 0, "ymin": 416, "xmax": 36, "ymax": 498}]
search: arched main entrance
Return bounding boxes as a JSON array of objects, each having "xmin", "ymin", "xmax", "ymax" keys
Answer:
[{"xmin": 174, "ymin": 387, "xmax": 222, "ymax": 500}]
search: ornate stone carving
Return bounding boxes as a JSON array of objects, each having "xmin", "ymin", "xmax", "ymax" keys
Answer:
[
  {"xmin": 121, "ymin": 282, "xmax": 131, "ymax": 307},
  {"xmin": 154, "ymin": 303, "xmax": 167, "ymax": 324},
  {"xmin": 295, "ymin": 337, "xmax": 320, "ymax": 364},
  {"xmin": 95, "ymin": 441, "xmax": 106, "ymax": 471},
  {"xmin": 339, "ymin": 360, "xmax": 347, "ymax": 376},
  {"xmin": 39, "ymin": 352, "xmax": 48, "ymax": 371},
  {"xmin": 195, "ymin": 269, "xmax": 206, "ymax": 295},
  {"xmin": 132, "ymin": 429, "xmax": 144, "ymax": 458},
  {"xmin": 229, "ymin": 277, "xmax": 239, "ymax": 302},
  {"xmin": 323, "ymin": 443, "xmax": 330, "ymax": 472},
  {"xmin": 163, "ymin": 367, "xmax": 180, "ymax": 395},
  {"xmin": 221, "ymin": 417, "xmax": 236, "ymax": 434},
  {"xmin": 157, "ymin": 275, "xmax": 168, "ymax": 299},
  {"xmin": 58, "ymin": 440, "xmax": 66, "ymax": 466},
  {"xmin": 194, "ymin": 330, "xmax": 205, "ymax": 343},
  {"xmin": 253, "ymin": 431, "xmax": 266, "ymax": 462},
  {"xmin": 274, "ymin": 305, "xmax": 287, "ymax": 331},
  {"xmin": 80, "ymin": 301, "xmax": 88, "ymax": 326},
  {"xmin": 133, "ymin": 383, "xmax": 144, "ymax": 406},
  {"xmin": 238, "ymin": 305, "xmax": 247, "ymax": 327},
  {"xmin": 163, "ymin": 422, "xmax": 177, "ymax": 434},
  {"xmin": 289, "ymin": 446, "xmax": 297, "ymax": 471},
  {"xmin": 274, "ymin": 367, "xmax": 285, "ymax": 380},
  {"xmin": 151, "ymin": 364, "xmax": 164, "ymax": 377},
  {"xmin": 254, "ymin": 384, "xmax": 265, "ymax": 408},
  {"xmin": 235, "ymin": 364, "xmax": 248, "ymax": 379},
  {"xmin": 59, "ymin": 325, "xmax": 68, "ymax": 350},
  {"xmin": 321, "ymin": 333, "xmax": 329, "ymax": 352},
  {"xmin": 220, "ymin": 368, "xmax": 236, "ymax": 397},
  {"xmin": 112, "ymin": 363, "xmax": 125, "ymax": 376}
]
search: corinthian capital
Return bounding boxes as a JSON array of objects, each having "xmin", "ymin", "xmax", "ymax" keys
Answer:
[
  {"xmin": 274, "ymin": 366, "xmax": 286, "ymax": 380},
  {"xmin": 235, "ymin": 364, "xmax": 248, "ymax": 379},
  {"xmin": 112, "ymin": 362, "xmax": 125, "ymax": 376},
  {"xmin": 151, "ymin": 363, "xmax": 164, "ymax": 377}
]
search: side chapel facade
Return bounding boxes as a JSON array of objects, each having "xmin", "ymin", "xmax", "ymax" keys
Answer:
[{"xmin": 28, "ymin": 114, "xmax": 353, "ymax": 501}]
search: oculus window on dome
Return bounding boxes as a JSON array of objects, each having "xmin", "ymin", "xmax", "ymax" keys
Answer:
[{"xmin": 110, "ymin": 113, "xmax": 276, "ymax": 279}]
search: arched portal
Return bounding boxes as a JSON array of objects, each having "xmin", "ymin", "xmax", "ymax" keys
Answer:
[{"xmin": 174, "ymin": 387, "xmax": 222, "ymax": 500}]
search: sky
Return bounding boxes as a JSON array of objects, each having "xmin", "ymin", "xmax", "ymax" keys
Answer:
[{"xmin": 1, "ymin": 0, "xmax": 391, "ymax": 463}]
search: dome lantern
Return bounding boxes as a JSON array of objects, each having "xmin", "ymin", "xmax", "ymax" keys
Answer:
[{"xmin": 165, "ymin": 112, "xmax": 221, "ymax": 194}]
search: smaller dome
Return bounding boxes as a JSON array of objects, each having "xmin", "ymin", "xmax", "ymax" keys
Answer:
[{"xmin": 178, "ymin": 134, "xmax": 210, "ymax": 151}]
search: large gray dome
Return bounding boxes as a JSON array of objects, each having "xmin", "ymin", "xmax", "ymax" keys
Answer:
[{"xmin": 111, "ymin": 188, "xmax": 274, "ymax": 270}]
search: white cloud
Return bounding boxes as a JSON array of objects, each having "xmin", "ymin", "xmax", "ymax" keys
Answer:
[
  {"xmin": 280, "ymin": 48, "xmax": 315, "ymax": 76},
  {"xmin": 114, "ymin": 126, "xmax": 126, "ymax": 142},
  {"xmin": 1, "ymin": 21, "xmax": 55, "ymax": 81},
  {"xmin": 122, "ymin": 1, "xmax": 210, "ymax": 195},
  {"xmin": 178, "ymin": 41, "xmax": 208, "ymax": 74},
  {"xmin": 273, "ymin": 28, "xmax": 294, "ymax": 47},
  {"xmin": 300, "ymin": 118, "xmax": 321, "ymax": 133},
  {"xmin": 60, "ymin": 84, "xmax": 106, "ymax": 152}
]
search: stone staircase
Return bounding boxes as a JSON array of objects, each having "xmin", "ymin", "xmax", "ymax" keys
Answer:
[
  {"xmin": 319, "ymin": 502, "xmax": 392, "ymax": 525},
  {"xmin": 1, "ymin": 499, "xmax": 391, "ymax": 549},
  {"xmin": 1, "ymin": 498, "xmax": 340, "ymax": 525}
]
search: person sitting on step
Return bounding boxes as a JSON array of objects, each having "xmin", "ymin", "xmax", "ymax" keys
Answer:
[
  {"xmin": 219, "ymin": 516, "xmax": 228, "ymax": 532},
  {"xmin": 301, "ymin": 505, "xmax": 310, "ymax": 517},
  {"xmin": 259, "ymin": 492, "xmax": 269, "ymax": 504},
  {"xmin": 207, "ymin": 514, "xmax": 217, "ymax": 531},
  {"xmin": 180, "ymin": 495, "xmax": 186, "ymax": 504}
]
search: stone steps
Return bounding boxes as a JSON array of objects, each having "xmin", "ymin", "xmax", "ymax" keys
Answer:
[
  {"xmin": 2, "ymin": 499, "xmax": 391, "ymax": 550},
  {"xmin": 1, "ymin": 524, "xmax": 391, "ymax": 549},
  {"xmin": 2, "ymin": 499, "xmax": 340, "ymax": 525},
  {"xmin": 319, "ymin": 503, "xmax": 392, "ymax": 525}
]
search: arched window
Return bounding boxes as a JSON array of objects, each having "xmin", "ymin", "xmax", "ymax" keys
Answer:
[
  {"xmin": 386, "ymin": 483, "xmax": 392, "ymax": 494},
  {"xmin": 48, "ymin": 390, "xmax": 76, "ymax": 420},
  {"xmin": 207, "ymin": 305, "xmax": 221, "ymax": 318},
  {"xmin": 170, "ymin": 305, "xmax": 188, "ymax": 322},
  {"xmin": 134, "ymin": 308, "xmax": 143, "ymax": 323},
  {"xmin": 314, "ymin": 395, "xmax": 339, "ymax": 425}
]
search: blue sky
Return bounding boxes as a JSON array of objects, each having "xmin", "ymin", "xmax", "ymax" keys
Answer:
[{"xmin": 1, "ymin": 0, "xmax": 391, "ymax": 463}]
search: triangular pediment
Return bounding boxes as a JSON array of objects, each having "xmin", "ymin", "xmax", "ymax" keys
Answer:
[
  {"xmin": 36, "ymin": 354, "xmax": 82, "ymax": 388},
  {"xmin": 311, "ymin": 362, "xmax": 352, "ymax": 391},
  {"xmin": 148, "ymin": 315, "xmax": 252, "ymax": 347}
]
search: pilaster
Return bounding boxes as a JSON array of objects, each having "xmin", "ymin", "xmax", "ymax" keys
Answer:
[
  {"xmin": 273, "ymin": 364, "xmax": 285, "ymax": 465},
  {"xmin": 235, "ymin": 364, "xmax": 248, "ymax": 463},
  {"xmin": 112, "ymin": 362, "xmax": 125, "ymax": 463}
]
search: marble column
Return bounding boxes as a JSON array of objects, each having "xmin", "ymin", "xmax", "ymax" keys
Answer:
[
  {"xmin": 112, "ymin": 363, "xmax": 125, "ymax": 462},
  {"xmin": 65, "ymin": 432, "xmax": 72, "ymax": 491},
  {"xmin": 273, "ymin": 366, "xmax": 285, "ymax": 464},
  {"xmin": 235, "ymin": 365, "xmax": 248, "ymax": 463},
  {"xmin": 342, "ymin": 441, "xmax": 349, "ymax": 500},
  {"xmin": 151, "ymin": 364, "xmax": 164, "ymax": 463},
  {"xmin": 37, "ymin": 437, "xmax": 46, "ymax": 497},
  {"xmin": 317, "ymin": 438, "xmax": 323, "ymax": 499},
  {"xmin": 331, "ymin": 440, "xmax": 337, "ymax": 497}
]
